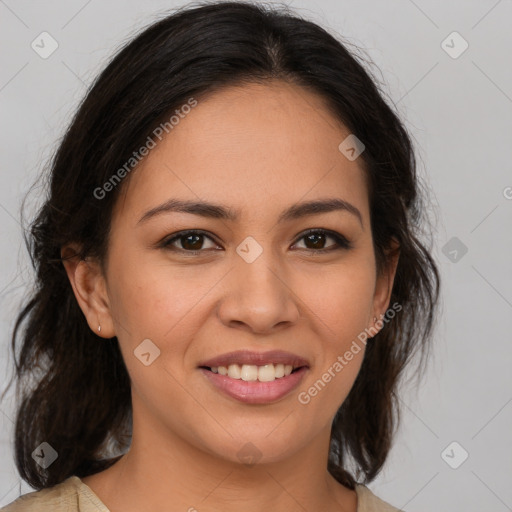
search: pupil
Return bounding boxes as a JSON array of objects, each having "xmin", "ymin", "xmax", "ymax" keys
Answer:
[
  {"xmin": 183, "ymin": 234, "xmax": 202, "ymax": 250},
  {"xmin": 306, "ymin": 233, "xmax": 325, "ymax": 249}
]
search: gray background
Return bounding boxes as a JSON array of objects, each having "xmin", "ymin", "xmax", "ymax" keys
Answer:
[{"xmin": 1, "ymin": 0, "xmax": 511, "ymax": 510}]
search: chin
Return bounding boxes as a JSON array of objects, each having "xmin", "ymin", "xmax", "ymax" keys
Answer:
[{"xmin": 198, "ymin": 426, "xmax": 308, "ymax": 467}]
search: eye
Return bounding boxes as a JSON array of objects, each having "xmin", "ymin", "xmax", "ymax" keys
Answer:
[
  {"xmin": 292, "ymin": 228, "xmax": 352, "ymax": 253},
  {"xmin": 161, "ymin": 230, "xmax": 219, "ymax": 253}
]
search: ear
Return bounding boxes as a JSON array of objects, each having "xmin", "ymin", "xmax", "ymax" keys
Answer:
[
  {"xmin": 371, "ymin": 237, "xmax": 400, "ymax": 328},
  {"xmin": 61, "ymin": 243, "xmax": 116, "ymax": 338}
]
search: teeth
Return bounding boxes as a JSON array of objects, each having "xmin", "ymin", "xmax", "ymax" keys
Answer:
[
  {"xmin": 241, "ymin": 364, "xmax": 258, "ymax": 381},
  {"xmin": 228, "ymin": 364, "xmax": 241, "ymax": 379},
  {"xmin": 210, "ymin": 363, "xmax": 301, "ymax": 382},
  {"xmin": 258, "ymin": 364, "xmax": 275, "ymax": 382}
]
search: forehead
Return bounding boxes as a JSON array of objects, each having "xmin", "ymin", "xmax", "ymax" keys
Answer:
[{"xmin": 114, "ymin": 80, "xmax": 370, "ymax": 226}]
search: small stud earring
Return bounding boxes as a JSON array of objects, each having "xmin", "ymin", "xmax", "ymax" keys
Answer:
[{"xmin": 98, "ymin": 324, "xmax": 101, "ymax": 333}]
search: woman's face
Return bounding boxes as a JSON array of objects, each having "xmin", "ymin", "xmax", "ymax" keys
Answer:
[{"xmin": 77, "ymin": 80, "xmax": 397, "ymax": 465}]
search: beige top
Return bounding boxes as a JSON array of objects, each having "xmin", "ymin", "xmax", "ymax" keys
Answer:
[{"xmin": 1, "ymin": 476, "xmax": 404, "ymax": 511}]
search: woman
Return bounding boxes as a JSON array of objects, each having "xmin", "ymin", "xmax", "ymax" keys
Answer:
[{"xmin": 1, "ymin": 1, "xmax": 440, "ymax": 511}]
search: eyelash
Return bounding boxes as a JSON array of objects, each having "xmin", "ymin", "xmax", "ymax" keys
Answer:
[{"xmin": 160, "ymin": 228, "xmax": 352, "ymax": 255}]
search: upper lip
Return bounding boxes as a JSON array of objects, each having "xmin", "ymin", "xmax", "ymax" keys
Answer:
[{"xmin": 199, "ymin": 350, "xmax": 310, "ymax": 369}]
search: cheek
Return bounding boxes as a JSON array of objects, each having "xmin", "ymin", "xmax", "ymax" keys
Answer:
[
  {"xmin": 295, "ymin": 348, "xmax": 365, "ymax": 436},
  {"xmin": 106, "ymin": 261, "xmax": 204, "ymax": 409},
  {"xmin": 292, "ymin": 264, "xmax": 373, "ymax": 411},
  {"xmin": 107, "ymin": 252, "xmax": 212, "ymax": 342},
  {"xmin": 294, "ymin": 261, "xmax": 375, "ymax": 342}
]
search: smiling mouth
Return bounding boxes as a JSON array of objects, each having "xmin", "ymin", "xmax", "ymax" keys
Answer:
[{"xmin": 199, "ymin": 363, "xmax": 306, "ymax": 382}]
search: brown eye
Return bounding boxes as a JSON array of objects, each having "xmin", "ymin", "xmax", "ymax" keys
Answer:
[
  {"xmin": 293, "ymin": 229, "xmax": 352, "ymax": 253},
  {"xmin": 303, "ymin": 232, "xmax": 330, "ymax": 250},
  {"xmin": 179, "ymin": 233, "xmax": 205, "ymax": 251},
  {"xmin": 162, "ymin": 230, "xmax": 218, "ymax": 252}
]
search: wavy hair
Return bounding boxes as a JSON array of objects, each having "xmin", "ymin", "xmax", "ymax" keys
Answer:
[{"xmin": 2, "ymin": 0, "xmax": 440, "ymax": 490}]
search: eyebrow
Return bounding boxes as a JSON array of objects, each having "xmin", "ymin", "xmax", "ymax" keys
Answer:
[{"xmin": 137, "ymin": 197, "xmax": 363, "ymax": 228}]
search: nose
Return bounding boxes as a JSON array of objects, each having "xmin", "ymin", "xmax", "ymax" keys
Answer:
[{"xmin": 216, "ymin": 251, "xmax": 300, "ymax": 335}]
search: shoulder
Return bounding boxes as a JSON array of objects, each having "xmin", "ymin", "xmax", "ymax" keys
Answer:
[
  {"xmin": 0, "ymin": 476, "xmax": 109, "ymax": 512},
  {"xmin": 355, "ymin": 484, "xmax": 405, "ymax": 512}
]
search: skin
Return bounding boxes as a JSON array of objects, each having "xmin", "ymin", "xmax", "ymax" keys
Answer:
[{"xmin": 62, "ymin": 80, "xmax": 399, "ymax": 512}]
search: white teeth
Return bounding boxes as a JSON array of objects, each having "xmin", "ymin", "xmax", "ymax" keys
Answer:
[
  {"xmin": 241, "ymin": 364, "xmax": 258, "ymax": 381},
  {"xmin": 258, "ymin": 364, "xmax": 275, "ymax": 382},
  {"xmin": 210, "ymin": 363, "xmax": 302, "ymax": 382},
  {"xmin": 227, "ymin": 364, "xmax": 241, "ymax": 379}
]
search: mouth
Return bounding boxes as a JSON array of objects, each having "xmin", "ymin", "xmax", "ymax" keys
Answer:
[{"xmin": 198, "ymin": 350, "xmax": 309, "ymax": 404}]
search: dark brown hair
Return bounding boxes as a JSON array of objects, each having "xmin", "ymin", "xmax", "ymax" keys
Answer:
[{"xmin": 2, "ymin": 0, "xmax": 440, "ymax": 490}]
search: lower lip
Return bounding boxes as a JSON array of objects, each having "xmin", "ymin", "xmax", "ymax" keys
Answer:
[{"xmin": 199, "ymin": 367, "xmax": 308, "ymax": 404}]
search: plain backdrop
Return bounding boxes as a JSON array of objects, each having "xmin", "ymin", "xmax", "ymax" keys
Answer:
[{"xmin": 0, "ymin": 1, "xmax": 511, "ymax": 510}]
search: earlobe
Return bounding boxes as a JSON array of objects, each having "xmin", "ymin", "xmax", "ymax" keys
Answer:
[{"xmin": 61, "ymin": 244, "xmax": 115, "ymax": 338}]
